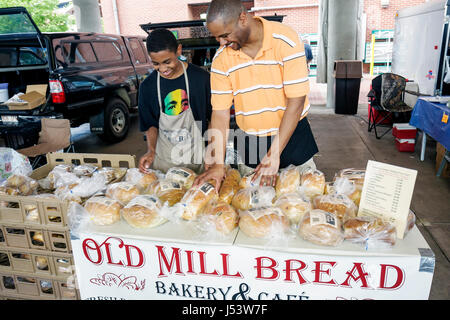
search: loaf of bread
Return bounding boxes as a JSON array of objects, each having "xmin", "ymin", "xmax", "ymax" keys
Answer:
[
  {"xmin": 275, "ymin": 165, "xmax": 301, "ymax": 197},
  {"xmin": 325, "ymin": 178, "xmax": 362, "ymax": 207},
  {"xmin": 165, "ymin": 167, "xmax": 197, "ymax": 189},
  {"xmin": 73, "ymin": 164, "xmax": 98, "ymax": 177},
  {"xmin": 218, "ymin": 168, "xmax": 241, "ymax": 204},
  {"xmin": 238, "ymin": 206, "xmax": 289, "ymax": 238},
  {"xmin": 4, "ymin": 174, "xmax": 38, "ymax": 196},
  {"xmin": 145, "ymin": 179, "xmax": 186, "ymax": 206},
  {"xmin": 274, "ymin": 192, "xmax": 311, "ymax": 225},
  {"xmin": 106, "ymin": 182, "xmax": 140, "ymax": 205},
  {"xmin": 334, "ymin": 168, "xmax": 365, "ymax": 188},
  {"xmin": 298, "ymin": 209, "xmax": 344, "ymax": 246},
  {"xmin": 122, "ymin": 195, "xmax": 167, "ymax": 228},
  {"xmin": 84, "ymin": 196, "xmax": 122, "ymax": 225},
  {"xmin": 95, "ymin": 167, "xmax": 127, "ymax": 184},
  {"xmin": 231, "ymin": 186, "xmax": 276, "ymax": 211},
  {"xmin": 313, "ymin": 193, "xmax": 357, "ymax": 222},
  {"xmin": 54, "ymin": 183, "xmax": 82, "ymax": 204},
  {"xmin": 300, "ymin": 169, "xmax": 325, "ymax": 198},
  {"xmin": 180, "ymin": 180, "xmax": 218, "ymax": 220},
  {"xmin": 239, "ymin": 172, "xmax": 261, "ymax": 189},
  {"xmin": 343, "ymin": 216, "xmax": 396, "ymax": 248},
  {"xmin": 125, "ymin": 168, "xmax": 158, "ymax": 189},
  {"xmin": 202, "ymin": 200, "xmax": 239, "ymax": 234}
]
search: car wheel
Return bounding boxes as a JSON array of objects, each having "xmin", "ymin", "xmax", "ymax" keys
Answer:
[{"xmin": 99, "ymin": 98, "xmax": 130, "ymax": 143}]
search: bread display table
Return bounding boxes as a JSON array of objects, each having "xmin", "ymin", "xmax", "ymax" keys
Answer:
[{"xmin": 70, "ymin": 218, "xmax": 435, "ymax": 300}]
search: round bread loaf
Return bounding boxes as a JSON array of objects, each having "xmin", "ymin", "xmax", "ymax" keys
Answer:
[
  {"xmin": 145, "ymin": 179, "xmax": 186, "ymax": 206},
  {"xmin": 300, "ymin": 169, "xmax": 325, "ymax": 198},
  {"xmin": 343, "ymin": 216, "xmax": 396, "ymax": 247},
  {"xmin": 325, "ymin": 179, "xmax": 362, "ymax": 207},
  {"xmin": 106, "ymin": 182, "xmax": 140, "ymax": 205},
  {"xmin": 218, "ymin": 168, "xmax": 241, "ymax": 204},
  {"xmin": 231, "ymin": 186, "xmax": 276, "ymax": 211},
  {"xmin": 84, "ymin": 196, "xmax": 122, "ymax": 225},
  {"xmin": 334, "ymin": 168, "xmax": 365, "ymax": 188},
  {"xmin": 180, "ymin": 181, "xmax": 218, "ymax": 220},
  {"xmin": 274, "ymin": 192, "xmax": 311, "ymax": 225},
  {"xmin": 275, "ymin": 166, "xmax": 301, "ymax": 197},
  {"xmin": 313, "ymin": 193, "xmax": 357, "ymax": 222},
  {"xmin": 202, "ymin": 200, "xmax": 239, "ymax": 234},
  {"xmin": 55, "ymin": 183, "xmax": 82, "ymax": 204},
  {"xmin": 166, "ymin": 167, "xmax": 197, "ymax": 189},
  {"xmin": 6, "ymin": 174, "xmax": 26, "ymax": 188},
  {"xmin": 122, "ymin": 195, "xmax": 166, "ymax": 228},
  {"xmin": 239, "ymin": 172, "xmax": 261, "ymax": 189},
  {"xmin": 298, "ymin": 209, "xmax": 344, "ymax": 246},
  {"xmin": 238, "ymin": 206, "xmax": 289, "ymax": 238},
  {"xmin": 125, "ymin": 168, "xmax": 158, "ymax": 189}
]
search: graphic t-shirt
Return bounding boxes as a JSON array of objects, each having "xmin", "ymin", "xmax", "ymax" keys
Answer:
[{"xmin": 138, "ymin": 63, "xmax": 212, "ymax": 134}]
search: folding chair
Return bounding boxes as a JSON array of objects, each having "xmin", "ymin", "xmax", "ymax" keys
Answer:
[
  {"xmin": 367, "ymin": 73, "xmax": 416, "ymax": 139},
  {"xmin": 17, "ymin": 118, "xmax": 75, "ymax": 168}
]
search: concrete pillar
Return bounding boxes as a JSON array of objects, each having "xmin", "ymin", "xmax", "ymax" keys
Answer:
[
  {"xmin": 326, "ymin": 0, "xmax": 360, "ymax": 108},
  {"xmin": 73, "ymin": 0, "xmax": 103, "ymax": 33}
]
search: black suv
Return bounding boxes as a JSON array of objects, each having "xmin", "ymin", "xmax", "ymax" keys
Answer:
[{"xmin": 0, "ymin": 7, "xmax": 153, "ymax": 149}]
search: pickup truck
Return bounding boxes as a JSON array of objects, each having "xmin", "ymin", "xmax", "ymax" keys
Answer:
[{"xmin": 0, "ymin": 7, "xmax": 153, "ymax": 149}]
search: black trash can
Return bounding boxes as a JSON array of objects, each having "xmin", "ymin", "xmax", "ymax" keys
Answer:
[{"xmin": 333, "ymin": 60, "xmax": 363, "ymax": 115}]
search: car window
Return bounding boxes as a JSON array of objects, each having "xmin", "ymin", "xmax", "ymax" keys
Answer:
[
  {"xmin": 0, "ymin": 46, "xmax": 46, "ymax": 67},
  {"xmin": 91, "ymin": 41, "xmax": 123, "ymax": 62},
  {"xmin": 63, "ymin": 42, "xmax": 97, "ymax": 64},
  {"xmin": 129, "ymin": 38, "xmax": 148, "ymax": 64}
]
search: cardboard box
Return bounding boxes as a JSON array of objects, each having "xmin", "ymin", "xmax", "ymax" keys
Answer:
[
  {"xmin": 436, "ymin": 142, "xmax": 450, "ymax": 178},
  {"xmin": 6, "ymin": 84, "xmax": 47, "ymax": 111},
  {"xmin": 393, "ymin": 123, "xmax": 417, "ymax": 139},
  {"xmin": 395, "ymin": 138, "xmax": 416, "ymax": 152}
]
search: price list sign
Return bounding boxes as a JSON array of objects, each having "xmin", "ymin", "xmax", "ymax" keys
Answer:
[{"xmin": 358, "ymin": 160, "xmax": 417, "ymax": 239}]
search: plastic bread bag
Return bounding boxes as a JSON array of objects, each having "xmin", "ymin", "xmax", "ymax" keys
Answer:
[
  {"xmin": 343, "ymin": 216, "xmax": 397, "ymax": 250},
  {"xmin": 122, "ymin": 195, "xmax": 167, "ymax": 228},
  {"xmin": 72, "ymin": 164, "xmax": 98, "ymax": 177},
  {"xmin": 218, "ymin": 167, "xmax": 241, "ymax": 204},
  {"xmin": 145, "ymin": 179, "xmax": 186, "ymax": 206},
  {"xmin": 312, "ymin": 193, "xmax": 357, "ymax": 222},
  {"xmin": 179, "ymin": 180, "xmax": 218, "ymax": 220},
  {"xmin": 404, "ymin": 209, "xmax": 416, "ymax": 237},
  {"xmin": 54, "ymin": 183, "xmax": 82, "ymax": 204},
  {"xmin": 238, "ymin": 206, "xmax": 291, "ymax": 244},
  {"xmin": 299, "ymin": 168, "xmax": 326, "ymax": 198},
  {"xmin": 105, "ymin": 182, "xmax": 141, "ymax": 205},
  {"xmin": 198, "ymin": 199, "xmax": 239, "ymax": 235},
  {"xmin": 275, "ymin": 165, "xmax": 301, "ymax": 197},
  {"xmin": 94, "ymin": 167, "xmax": 128, "ymax": 184},
  {"xmin": 239, "ymin": 172, "xmax": 262, "ymax": 189},
  {"xmin": 325, "ymin": 177, "xmax": 362, "ymax": 207},
  {"xmin": 165, "ymin": 167, "xmax": 197, "ymax": 189},
  {"xmin": 0, "ymin": 147, "xmax": 33, "ymax": 182},
  {"xmin": 3, "ymin": 174, "xmax": 39, "ymax": 196},
  {"xmin": 124, "ymin": 167, "xmax": 159, "ymax": 190},
  {"xmin": 84, "ymin": 196, "xmax": 123, "ymax": 226},
  {"xmin": 67, "ymin": 202, "xmax": 92, "ymax": 238},
  {"xmin": 231, "ymin": 186, "xmax": 276, "ymax": 211},
  {"xmin": 274, "ymin": 191, "xmax": 312, "ymax": 225},
  {"xmin": 334, "ymin": 168, "xmax": 365, "ymax": 188},
  {"xmin": 298, "ymin": 209, "xmax": 344, "ymax": 247}
]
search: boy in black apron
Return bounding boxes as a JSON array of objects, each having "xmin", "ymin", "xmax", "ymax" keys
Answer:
[{"xmin": 138, "ymin": 29, "xmax": 212, "ymax": 174}]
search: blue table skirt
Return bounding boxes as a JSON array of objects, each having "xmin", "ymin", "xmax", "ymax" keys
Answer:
[{"xmin": 409, "ymin": 98, "xmax": 450, "ymax": 150}]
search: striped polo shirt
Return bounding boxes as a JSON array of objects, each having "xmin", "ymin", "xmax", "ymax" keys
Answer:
[{"xmin": 210, "ymin": 16, "xmax": 310, "ymax": 137}]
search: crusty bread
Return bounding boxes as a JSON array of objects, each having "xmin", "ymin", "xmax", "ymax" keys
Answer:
[
  {"xmin": 275, "ymin": 166, "xmax": 300, "ymax": 197},
  {"xmin": 166, "ymin": 167, "xmax": 197, "ymax": 189},
  {"xmin": 180, "ymin": 180, "xmax": 218, "ymax": 220},
  {"xmin": 218, "ymin": 168, "xmax": 241, "ymax": 204},
  {"xmin": 145, "ymin": 179, "xmax": 186, "ymax": 206},
  {"xmin": 231, "ymin": 186, "xmax": 276, "ymax": 211},
  {"xmin": 274, "ymin": 192, "xmax": 311, "ymax": 225},
  {"xmin": 300, "ymin": 169, "xmax": 325, "ymax": 198},
  {"xmin": 125, "ymin": 168, "xmax": 158, "ymax": 189},
  {"xmin": 84, "ymin": 196, "xmax": 122, "ymax": 225},
  {"xmin": 312, "ymin": 193, "xmax": 357, "ymax": 222},
  {"xmin": 238, "ymin": 206, "xmax": 289, "ymax": 238},
  {"xmin": 122, "ymin": 195, "xmax": 166, "ymax": 228},
  {"xmin": 106, "ymin": 182, "xmax": 140, "ymax": 205},
  {"xmin": 298, "ymin": 209, "xmax": 344, "ymax": 246},
  {"xmin": 343, "ymin": 216, "xmax": 396, "ymax": 247},
  {"xmin": 202, "ymin": 200, "xmax": 239, "ymax": 234}
]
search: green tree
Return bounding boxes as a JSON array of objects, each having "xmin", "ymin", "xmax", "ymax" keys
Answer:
[{"xmin": 0, "ymin": 0, "xmax": 70, "ymax": 32}]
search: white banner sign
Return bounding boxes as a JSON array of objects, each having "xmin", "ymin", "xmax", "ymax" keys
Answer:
[{"xmin": 70, "ymin": 232, "xmax": 434, "ymax": 301}]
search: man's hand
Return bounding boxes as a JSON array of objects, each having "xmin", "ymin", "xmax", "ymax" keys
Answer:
[
  {"xmin": 252, "ymin": 151, "xmax": 280, "ymax": 187},
  {"xmin": 139, "ymin": 150, "xmax": 155, "ymax": 173},
  {"xmin": 193, "ymin": 163, "xmax": 226, "ymax": 192}
]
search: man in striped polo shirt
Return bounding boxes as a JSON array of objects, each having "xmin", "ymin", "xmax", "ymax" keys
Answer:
[{"xmin": 195, "ymin": 0, "xmax": 319, "ymax": 189}]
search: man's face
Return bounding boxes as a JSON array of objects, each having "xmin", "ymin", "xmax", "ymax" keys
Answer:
[
  {"xmin": 207, "ymin": 15, "xmax": 250, "ymax": 51},
  {"xmin": 149, "ymin": 45, "xmax": 182, "ymax": 79}
]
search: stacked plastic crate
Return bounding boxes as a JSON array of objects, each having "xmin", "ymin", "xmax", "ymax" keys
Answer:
[{"xmin": 0, "ymin": 152, "xmax": 135, "ymax": 300}]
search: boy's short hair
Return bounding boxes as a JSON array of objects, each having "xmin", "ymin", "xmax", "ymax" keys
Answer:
[{"xmin": 146, "ymin": 28, "xmax": 178, "ymax": 53}]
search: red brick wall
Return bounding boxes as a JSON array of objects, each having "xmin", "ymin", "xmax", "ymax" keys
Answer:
[{"xmin": 99, "ymin": 0, "xmax": 428, "ymax": 39}]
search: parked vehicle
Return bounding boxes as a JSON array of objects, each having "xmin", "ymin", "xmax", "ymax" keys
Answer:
[{"xmin": 0, "ymin": 7, "xmax": 153, "ymax": 149}]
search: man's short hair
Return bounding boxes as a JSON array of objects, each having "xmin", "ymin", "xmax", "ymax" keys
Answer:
[
  {"xmin": 206, "ymin": 0, "xmax": 246, "ymax": 25},
  {"xmin": 146, "ymin": 28, "xmax": 178, "ymax": 53}
]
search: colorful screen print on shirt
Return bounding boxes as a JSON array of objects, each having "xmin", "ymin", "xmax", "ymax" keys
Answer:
[{"xmin": 164, "ymin": 89, "xmax": 190, "ymax": 115}]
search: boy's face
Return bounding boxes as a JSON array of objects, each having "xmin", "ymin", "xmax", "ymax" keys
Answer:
[{"xmin": 149, "ymin": 44, "xmax": 182, "ymax": 79}]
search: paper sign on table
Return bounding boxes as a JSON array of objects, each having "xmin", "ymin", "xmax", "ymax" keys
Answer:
[{"xmin": 358, "ymin": 160, "xmax": 417, "ymax": 239}]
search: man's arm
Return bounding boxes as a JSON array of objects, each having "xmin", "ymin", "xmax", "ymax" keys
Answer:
[
  {"xmin": 138, "ymin": 126, "xmax": 158, "ymax": 173},
  {"xmin": 253, "ymin": 96, "xmax": 306, "ymax": 186}
]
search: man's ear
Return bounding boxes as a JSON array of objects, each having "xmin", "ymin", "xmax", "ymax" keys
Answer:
[
  {"xmin": 238, "ymin": 11, "xmax": 248, "ymax": 27},
  {"xmin": 176, "ymin": 44, "xmax": 183, "ymax": 57}
]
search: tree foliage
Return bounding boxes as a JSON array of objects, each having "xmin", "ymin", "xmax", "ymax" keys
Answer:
[{"xmin": 0, "ymin": 0, "xmax": 70, "ymax": 32}]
